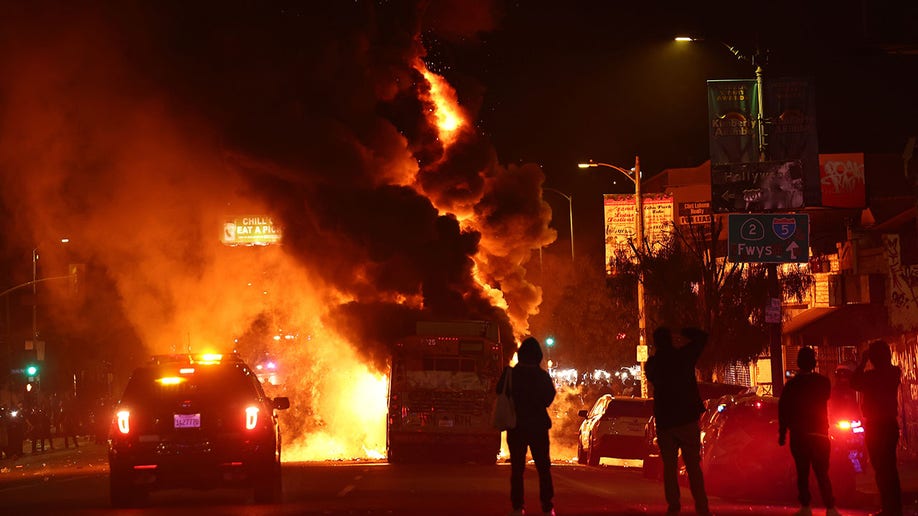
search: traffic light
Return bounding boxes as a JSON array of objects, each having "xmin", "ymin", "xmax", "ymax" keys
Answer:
[
  {"xmin": 25, "ymin": 364, "xmax": 38, "ymax": 377},
  {"xmin": 545, "ymin": 336, "xmax": 555, "ymax": 347}
]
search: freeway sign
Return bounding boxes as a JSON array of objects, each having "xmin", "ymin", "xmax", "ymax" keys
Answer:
[{"xmin": 728, "ymin": 214, "xmax": 809, "ymax": 263}]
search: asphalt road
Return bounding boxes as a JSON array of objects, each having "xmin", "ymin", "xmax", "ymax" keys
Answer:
[{"xmin": 0, "ymin": 439, "xmax": 914, "ymax": 515}]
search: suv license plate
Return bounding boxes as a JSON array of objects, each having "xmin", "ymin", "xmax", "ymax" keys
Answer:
[{"xmin": 174, "ymin": 413, "xmax": 201, "ymax": 428}]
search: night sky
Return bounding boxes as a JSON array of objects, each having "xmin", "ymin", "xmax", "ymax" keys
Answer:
[
  {"xmin": 0, "ymin": 0, "xmax": 916, "ymax": 341},
  {"xmin": 424, "ymin": 1, "xmax": 918, "ymax": 260}
]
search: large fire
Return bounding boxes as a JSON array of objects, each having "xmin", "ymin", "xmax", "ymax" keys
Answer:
[{"xmin": 0, "ymin": 3, "xmax": 557, "ymax": 463}]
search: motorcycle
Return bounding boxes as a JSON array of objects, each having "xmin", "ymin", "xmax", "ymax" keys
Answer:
[{"xmin": 829, "ymin": 414, "xmax": 867, "ymax": 503}]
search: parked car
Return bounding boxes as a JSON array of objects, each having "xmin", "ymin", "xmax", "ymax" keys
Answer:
[
  {"xmin": 696, "ymin": 395, "xmax": 791, "ymax": 499},
  {"xmin": 577, "ymin": 395, "xmax": 653, "ymax": 466},
  {"xmin": 703, "ymin": 394, "xmax": 865, "ymax": 504},
  {"xmin": 108, "ymin": 353, "xmax": 290, "ymax": 507},
  {"xmin": 642, "ymin": 384, "xmax": 749, "ymax": 480}
]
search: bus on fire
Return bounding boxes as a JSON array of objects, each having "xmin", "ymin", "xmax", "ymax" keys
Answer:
[{"xmin": 386, "ymin": 320, "xmax": 504, "ymax": 464}]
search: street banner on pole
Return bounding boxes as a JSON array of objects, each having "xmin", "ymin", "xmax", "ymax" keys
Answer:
[
  {"xmin": 707, "ymin": 80, "xmax": 760, "ymax": 165},
  {"xmin": 765, "ymin": 77, "xmax": 820, "ymax": 207}
]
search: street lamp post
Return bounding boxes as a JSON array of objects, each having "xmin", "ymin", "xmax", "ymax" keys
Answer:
[
  {"xmin": 543, "ymin": 187, "xmax": 575, "ymax": 262},
  {"xmin": 677, "ymin": 36, "xmax": 784, "ymax": 395},
  {"xmin": 578, "ymin": 156, "xmax": 648, "ymax": 398},
  {"xmin": 31, "ymin": 248, "xmax": 37, "ymax": 343},
  {"xmin": 30, "ymin": 238, "xmax": 71, "ymax": 357}
]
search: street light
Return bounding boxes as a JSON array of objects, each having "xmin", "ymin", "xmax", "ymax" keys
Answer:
[
  {"xmin": 542, "ymin": 187, "xmax": 574, "ymax": 262},
  {"xmin": 577, "ymin": 156, "xmax": 648, "ymax": 398},
  {"xmin": 674, "ymin": 36, "xmax": 766, "ymax": 160},
  {"xmin": 676, "ymin": 36, "xmax": 784, "ymax": 395}
]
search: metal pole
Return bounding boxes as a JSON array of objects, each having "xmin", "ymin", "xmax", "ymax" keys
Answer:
[
  {"xmin": 543, "ymin": 188, "xmax": 575, "ymax": 262},
  {"xmin": 31, "ymin": 248, "xmax": 37, "ymax": 341},
  {"xmin": 755, "ymin": 62, "xmax": 785, "ymax": 396},
  {"xmin": 633, "ymin": 156, "xmax": 648, "ymax": 398},
  {"xmin": 755, "ymin": 65, "xmax": 766, "ymax": 162},
  {"xmin": 568, "ymin": 197, "xmax": 575, "ymax": 262}
]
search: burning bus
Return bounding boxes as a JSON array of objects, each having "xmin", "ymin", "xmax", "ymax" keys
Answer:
[{"xmin": 386, "ymin": 320, "xmax": 504, "ymax": 464}]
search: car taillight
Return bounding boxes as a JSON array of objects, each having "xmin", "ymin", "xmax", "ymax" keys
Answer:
[
  {"xmin": 116, "ymin": 410, "xmax": 131, "ymax": 434},
  {"xmin": 245, "ymin": 406, "xmax": 259, "ymax": 430},
  {"xmin": 836, "ymin": 419, "xmax": 863, "ymax": 433}
]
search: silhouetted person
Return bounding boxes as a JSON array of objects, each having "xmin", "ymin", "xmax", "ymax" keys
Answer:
[
  {"xmin": 28, "ymin": 405, "xmax": 53, "ymax": 453},
  {"xmin": 60, "ymin": 393, "xmax": 80, "ymax": 448},
  {"xmin": 829, "ymin": 364, "xmax": 861, "ymax": 423},
  {"xmin": 851, "ymin": 340, "xmax": 903, "ymax": 516},
  {"xmin": 778, "ymin": 346, "xmax": 841, "ymax": 516},
  {"xmin": 645, "ymin": 326, "xmax": 711, "ymax": 516},
  {"xmin": 497, "ymin": 336, "xmax": 556, "ymax": 516}
]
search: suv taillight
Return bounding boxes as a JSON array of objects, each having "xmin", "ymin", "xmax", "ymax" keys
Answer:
[
  {"xmin": 245, "ymin": 406, "xmax": 259, "ymax": 430},
  {"xmin": 116, "ymin": 410, "xmax": 131, "ymax": 434}
]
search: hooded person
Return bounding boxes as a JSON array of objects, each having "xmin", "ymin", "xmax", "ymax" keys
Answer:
[
  {"xmin": 496, "ymin": 337, "xmax": 556, "ymax": 516},
  {"xmin": 778, "ymin": 346, "xmax": 840, "ymax": 516},
  {"xmin": 851, "ymin": 340, "xmax": 903, "ymax": 516},
  {"xmin": 645, "ymin": 326, "xmax": 712, "ymax": 516}
]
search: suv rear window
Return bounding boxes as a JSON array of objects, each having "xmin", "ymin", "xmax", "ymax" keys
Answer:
[
  {"xmin": 121, "ymin": 364, "xmax": 263, "ymax": 406},
  {"xmin": 604, "ymin": 400, "xmax": 653, "ymax": 418}
]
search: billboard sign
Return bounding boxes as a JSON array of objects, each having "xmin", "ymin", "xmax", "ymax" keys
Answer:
[
  {"xmin": 604, "ymin": 193, "xmax": 673, "ymax": 273},
  {"xmin": 222, "ymin": 216, "xmax": 282, "ymax": 246},
  {"xmin": 819, "ymin": 153, "xmax": 866, "ymax": 208},
  {"xmin": 728, "ymin": 214, "xmax": 809, "ymax": 263}
]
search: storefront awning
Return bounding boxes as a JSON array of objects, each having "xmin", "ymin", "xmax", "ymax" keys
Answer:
[{"xmin": 782, "ymin": 303, "xmax": 893, "ymax": 347}]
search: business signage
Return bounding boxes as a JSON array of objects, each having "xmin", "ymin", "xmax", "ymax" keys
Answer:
[
  {"xmin": 728, "ymin": 214, "xmax": 809, "ymax": 263},
  {"xmin": 678, "ymin": 201, "xmax": 712, "ymax": 226},
  {"xmin": 222, "ymin": 216, "xmax": 282, "ymax": 246}
]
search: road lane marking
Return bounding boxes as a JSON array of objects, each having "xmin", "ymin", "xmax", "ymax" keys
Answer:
[{"xmin": 337, "ymin": 484, "xmax": 355, "ymax": 497}]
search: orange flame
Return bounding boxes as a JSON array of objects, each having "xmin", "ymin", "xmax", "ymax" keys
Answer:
[{"xmin": 414, "ymin": 59, "xmax": 467, "ymax": 149}]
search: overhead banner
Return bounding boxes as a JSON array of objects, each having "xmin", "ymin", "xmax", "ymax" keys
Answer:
[
  {"xmin": 222, "ymin": 216, "xmax": 282, "ymax": 246},
  {"xmin": 819, "ymin": 153, "xmax": 866, "ymax": 208},
  {"xmin": 707, "ymin": 80, "xmax": 760, "ymax": 165},
  {"xmin": 603, "ymin": 193, "xmax": 673, "ymax": 274},
  {"xmin": 711, "ymin": 160, "xmax": 804, "ymax": 213},
  {"xmin": 765, "ymin": 77, "xmax": 820, "ymax": 206}
]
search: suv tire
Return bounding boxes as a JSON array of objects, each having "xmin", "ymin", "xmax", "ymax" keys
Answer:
[
  {"xmin": 253, "ymin": 462, "xmax": 282, "ymax": 504},
  {"xmin": 110, "ymin": 473, "xmax": 148, "ymax": 508}
]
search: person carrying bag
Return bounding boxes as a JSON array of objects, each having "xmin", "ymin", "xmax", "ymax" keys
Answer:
[
  {"xmin": 493, "ymin": 366, "xmax": 516, "ymax": 430},
  {"xmin": 496, "ymin": 337, "xmax": 556, "ymax": 516}
]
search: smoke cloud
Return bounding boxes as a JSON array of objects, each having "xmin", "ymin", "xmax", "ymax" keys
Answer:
[{"xmin": 0, "ymin": 1, "xmax": 555, "ymax": 459}]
